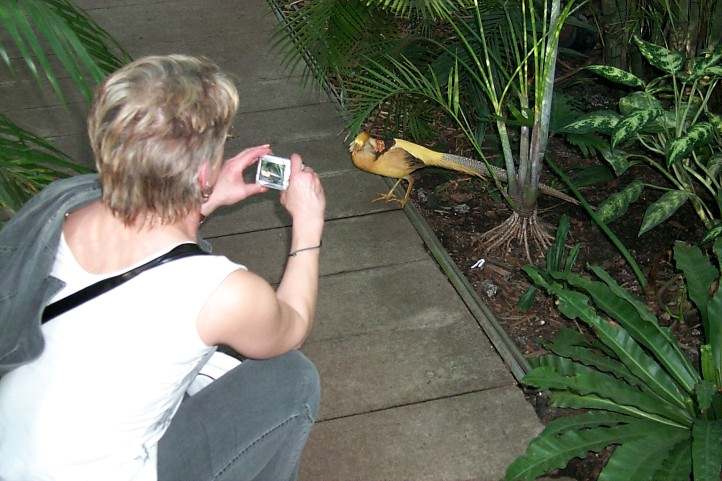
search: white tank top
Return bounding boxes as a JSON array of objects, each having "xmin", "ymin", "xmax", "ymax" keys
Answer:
[{"xmin": 0, "ymin": 234, "xmax": 244, "ymax": 481}]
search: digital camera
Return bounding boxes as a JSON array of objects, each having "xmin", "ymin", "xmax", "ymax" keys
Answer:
[{"xmin": 256, "ymin": 155, "xmax": 291, "ymax": 190}]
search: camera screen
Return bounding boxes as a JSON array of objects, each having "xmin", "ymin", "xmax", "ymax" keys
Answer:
[{"xmin": 257, "ymin": 156, "xmax": 289, "ymax": 190}]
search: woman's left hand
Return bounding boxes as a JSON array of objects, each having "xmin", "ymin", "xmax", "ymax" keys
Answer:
[{"xmin": 202, "ymin": 144, "xmax": 272, "ymax": 215}]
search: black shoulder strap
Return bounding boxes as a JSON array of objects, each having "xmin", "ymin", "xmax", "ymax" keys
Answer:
[{"xmin": 42, "ymin": 243, "xmax": 209, "ymax": 324}]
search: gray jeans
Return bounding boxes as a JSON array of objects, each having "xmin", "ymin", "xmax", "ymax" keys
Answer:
[{"xmin": 157, "ymin": 351, "xmax": 320, "ymax": 481}]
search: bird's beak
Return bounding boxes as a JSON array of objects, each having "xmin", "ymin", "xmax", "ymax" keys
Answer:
[{"xmin": 349, "ymin": 131, "xmax": 370, "ymax": 152}]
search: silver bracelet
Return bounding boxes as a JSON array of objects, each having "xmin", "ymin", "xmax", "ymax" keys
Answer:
[{"xmin": 288, "ymin": 241, "xmax": 322, "ymax": 257}]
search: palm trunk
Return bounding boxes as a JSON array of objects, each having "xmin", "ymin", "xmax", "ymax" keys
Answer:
[{"xmin": 527, "ymin": 0, "xmax": 562, "ymax": 211}]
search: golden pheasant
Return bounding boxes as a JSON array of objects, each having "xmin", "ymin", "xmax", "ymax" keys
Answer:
[{"xmin": 349, "ymin": 131, "xmax": 578, "ymax": 206}]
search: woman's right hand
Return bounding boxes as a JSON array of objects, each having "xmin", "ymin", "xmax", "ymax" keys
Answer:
[{"xmin": 280, "ymin": 154, "xmax": 325, "ymax": 232}]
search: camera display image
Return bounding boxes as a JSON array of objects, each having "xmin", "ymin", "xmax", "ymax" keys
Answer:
[{"xmin": 256, "ymin": 155, "xmax": 290, "ymax": 190}]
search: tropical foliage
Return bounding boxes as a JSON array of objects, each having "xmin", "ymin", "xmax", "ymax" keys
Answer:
[
  {"xmin": 559, "ymin": 38, "xmax": 722, "ymax": 242},
  {"xmin": 506, "ymin": 240, "xmax": 722, "ymax": 480},
  {"xmin": 0, "ymin": 0, "xmax": 130, "ymax": 218}
]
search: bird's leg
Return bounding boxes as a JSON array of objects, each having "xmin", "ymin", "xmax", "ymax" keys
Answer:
[
  {"xmin": 372, "ymin": 178, "xmax": 403, "ymax": 204},
  {"xmin": 399, "ymin": 176, "xmax": 415, "ymax": 207}
]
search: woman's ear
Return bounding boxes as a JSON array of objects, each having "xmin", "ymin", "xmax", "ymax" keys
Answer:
[{"xmin": 197, "ymin": 161, "xmax": 214, "ymax": 201}]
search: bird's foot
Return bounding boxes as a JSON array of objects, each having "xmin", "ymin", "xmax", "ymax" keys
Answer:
[{"xmin": 372, "ymin": 192, "xmax": 405, "ymax": 206}]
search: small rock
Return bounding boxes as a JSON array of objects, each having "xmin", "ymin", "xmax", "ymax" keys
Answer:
[
  {"xmin": 481, "ymin": 279, "xmax": 498, "ymax": 298},
  {"xmin": 416, "ymin": 188, "xmax": 428, "ymax": 203}
]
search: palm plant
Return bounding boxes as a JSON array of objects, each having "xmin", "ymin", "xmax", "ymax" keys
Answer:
[
  {"xmin": 344, "ymin": 0, "xmax": 576, "ymax": 260},
  {"xmin": 0, "ymin": 0, "xmax": 130, "ymax": 219},
  {"xmin": 270, "ymin": 0, "xmax": 476, "ymax": 140},
  {"xmin": 506, "ymin": 240, "xmax": 722, "ymax": 480}
]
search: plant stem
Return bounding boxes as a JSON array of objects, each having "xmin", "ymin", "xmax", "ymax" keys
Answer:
[{"xmin": 547, "ymin": 158, "xmax": 648, "ymax": 287}]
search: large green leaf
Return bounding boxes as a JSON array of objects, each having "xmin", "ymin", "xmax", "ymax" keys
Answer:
[
  {"xmin": 612, "ymin": 109, "xmax": 663, "ymax": 148},
  {"xmin": 550, "ymin": 391, "xmax": 687, "ymax": 426},
  {"xmin": 505, "ymin": 422, "xmax": 647, "ymax": 481},
  {"xmin": 0, "ymin": 0, "xmax": 129, "ymax": 103},
  {"xmin": 638, "ymin": 190, "xmax": 689, "ymax": 236},
  {"xmin": 706, "ymin": 277, "xmax": 722, "ymax": 384},
  {"xmin": 547, "ymin": 328, "xmax": 643, "ymax": 388},
  {"xmin": 599, "ymin": 426, "xmax": 690, "ymax": 481},
  {"xmin": 667, "ymin": 122, "xmax": 715, "ymax": 166},
  {"xmin": 709, "ymin": 114, "xmax": 722, "ymax": 135},
  {"xmin": 695, "ymin": 380, "xmax": 717, "ymax": 412},
  {"xmin": 596, "ymin": 181, "xmax": 644, "ymax": 224},
  {"xmin": 0, "ymin": 114, "xmax": 91, "ymax": 213},
  {"xmin": 705, "ymin": 66, "xmax": 722, "ymax": 77},
  {"xmin": 619, "ymin": 91, "xmax": 663, "ymax": 115},
  {"xmin": 590, "ymin": 265, "xmax": 700, "ymax": 389},
  {"xmin": 586, "ymin": 65, "xmax": 645, "ymax": 88},
  {"xmin": 542, "ymin": 279, "xmax": 690, "ymax": 411},
  {"xmin": 560, "ymin": 271, "xmax": 698, "ymax": 395},
  {"xmin": 633, "ymin": 35, "xmax": 684, "ymax": 74},
  {"xmin": 673, "ymin": 241, "xmax": 718, "ymax": 332},
  {"xmin": 654, "ymin": 440, "xmax": 693, "ymax": 481},
  {"xmin": 599, "ymin": 145, "xmax": 632, "ymax": 175},
  {"xmin": 525, "ymin": 358, "xmax": 689, "ymax": 424},
  {"xmin": 558, "ymin": 111, "xmax": 621, "ymax": 135},
  {"xmin": 692, "ymin": 419, "xmax": 722, "ymax": 481}
]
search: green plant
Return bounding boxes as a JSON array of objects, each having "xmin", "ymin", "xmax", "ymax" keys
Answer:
[
  {"xmin": 343, "ymin": 0, "xmax": 577, "ymax": 260},
  {"xmin": 517, "ymin": 213, "xmax": 580, "ymax": 311},
  {"xmin": 506, "ymin": 240, "xmax": 722, "ymax": 481},
  {"xmin": 560, "ymin": 38, "xmax": 722, "ymax": 243},
  {"xmin": 0, "ymin": 0, "xmax": 130, "ymax": 217}
]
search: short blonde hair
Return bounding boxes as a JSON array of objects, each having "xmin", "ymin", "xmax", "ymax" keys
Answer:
[{"xmin": 88, "ymin": 55, "xmax": 239, "ymax": 225}]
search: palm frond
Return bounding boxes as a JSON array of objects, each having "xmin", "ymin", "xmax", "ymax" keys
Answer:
[
  {"xmin": 0, "ymin": 0, "xmax": 131, "ymax": 103},
  {"xmin": 0, "ymin": 113, "xmax": 92, "ymax": 214}
]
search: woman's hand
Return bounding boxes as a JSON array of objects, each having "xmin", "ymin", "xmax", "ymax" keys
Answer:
[
  {"xmin": 202, "ymin": 144, "xmax": 272, "ymax": 215},
  {"xmin": 280, "ymin": 154, "xmax": 325, "ymax": 237}
]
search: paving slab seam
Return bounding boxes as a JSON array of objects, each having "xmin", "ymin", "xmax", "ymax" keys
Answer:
[
  {"xmin": 202, "ymin": 209, "xmax": 403, "ymax": 241},
  {"xmin": 314, "ymin": 383, "xmax": 520, "ymax": 424}
]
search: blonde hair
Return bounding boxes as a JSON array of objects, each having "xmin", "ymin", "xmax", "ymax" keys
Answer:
[{"xmin": 88, "ymin": 55, "xmax": 239, "ymax": 225}]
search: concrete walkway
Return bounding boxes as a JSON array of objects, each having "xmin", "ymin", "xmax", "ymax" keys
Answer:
[{"xmin": 3, "ymin": 1, "xmax": 544, "ymax": 479}]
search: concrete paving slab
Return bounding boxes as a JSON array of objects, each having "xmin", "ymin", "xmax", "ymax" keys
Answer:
[
  {"xmin": 2, "ymin": 75, "xmax": 325, "ymax": 116},
  {"xmin": 43, "ymin": 103, "xmax": 347, "ymax": 160},
  {"xmin": 71, "ymin": 0, "xmax": 277, "ymax": 50},
  {"xmin": 231, "ymin": 103, "xmax": 345, "ymax": 147},
  {"xmin": 225, "ymin": 131, "xmax": 355, "ymax": 174},
  {"xmin": 299, "ymin": 385, "xmax": 542, "ymax": 481},
  {"xmin": 312, "ymin": 260, "xmax": 471, "ymax": 342},
  {"xmin": 8, "ymin": 77, "xmax": 328, "ymax": 139},
  {"xmin": 45, "ymin": 126, "xmax": 359, "ymax": 174},
  {"xmin": 303, "ymin": 319, "xmax": 513, "ymax": 420},
  {"xmin": 208, "ymin": 210, "xmax": 428, "ymax": 283},
  {"xmin": 200, "ymin": 169, "xmax": 395, "ymax": 237},
  {"xmin": 0, "ymin": 32, "xmax": 293, "ymax": 84}
]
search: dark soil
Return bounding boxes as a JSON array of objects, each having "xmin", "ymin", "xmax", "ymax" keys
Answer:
[{"xmin": 403, "ymin": 133, "xmax": 706, "ymax": 480}]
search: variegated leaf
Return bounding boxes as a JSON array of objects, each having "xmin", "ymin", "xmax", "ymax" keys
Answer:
[
  {"xmin": 706, "ymin": 154, "xmax": 722, "ymax": 177},
  {"xmin": 666, "ymin": 122, "xmax": 714, "ymax": 166},
  {"xmin": 705, "ymin": 66, "xmax": 722, "ymax": 77},
  {"xmin": 619, "ymin": 91, "xmax": 663, "ymax": 115},
  {"xmin": 559, "ymin": 111, "xmax": 621, "ymax": 134},
  {"xmin": 600, "ymin": 146, "xmax": 631, "ymax": 175},
  {"xmin": 596, "ymin": 181, "xmax": 644, "ymax": 224},
  {"xmin": 587, "ymin": 65, "xmax": 645, "ymax": 88},
  {"xmin": 699, "ymin": 44, "xmax": 722, "ymax": 70},
  {"xmin": 633, "ymin": 36, "xmax": 684, "ymax": 74},
  {"xmin": 711, "ymin": 114, "xmax": 722, "ymax": 135},
  {"xmin": 611, "ymin": 109, "xmax": 662, "ymax": 148},
  {"xmin": 639, "ymin": 190, "xmax": 689, "ymax": 236},
  {"xmin": 702, "ymin": 225, "xmax": 722, "ymax": 244}
]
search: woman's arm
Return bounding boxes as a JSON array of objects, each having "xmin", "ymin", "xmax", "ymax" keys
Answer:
[{"xmin": 197, "ymin": 154, "xmax": 325, "ymax": 358}]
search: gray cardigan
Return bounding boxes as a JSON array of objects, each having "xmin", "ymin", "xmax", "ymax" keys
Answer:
[{"xmin": 0, "ymin": 174, "xmax": 209, "ymax": 373}]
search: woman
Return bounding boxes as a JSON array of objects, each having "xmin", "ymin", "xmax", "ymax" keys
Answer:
[{"xmin": 0, "ymin": 55, "xmax": 324, "ymax": 481}]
